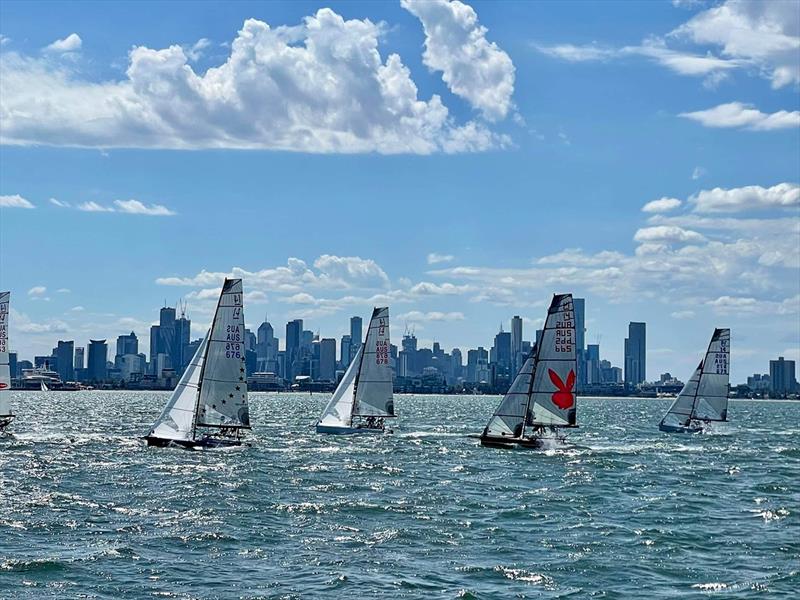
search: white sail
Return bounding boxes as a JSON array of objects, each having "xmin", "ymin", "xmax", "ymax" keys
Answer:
[
  {"xmin": 318, "ymin": 345, "xmax": 362, "ymax": 427},
  {"xmin": 148, "ymin": 332, "xmax": 209, "ymax": 442},
  {"xmin": 40, "ymin": 380, "xmax": 49, "ymax": 392},
  {"xmin": 528, "ymin": 294, "xmax": 578, "ymax": 428},
  {"xmin": 195, "ymin": 279, "xmax": 250, "ymax": 429},
  {"xmin": 0, "ymin": 291, "xmax": 11, "ymax": 418},
  {"xmin": 483, "ymin": 354, "xmax": 535, "ymax": 437},
  {"xmin": 661, "ymin": 328, "xmax": 730, "ymax": 427},
  {"xmin": 353, "ymin": 307, "xmax": 394, "ymax": 417}
]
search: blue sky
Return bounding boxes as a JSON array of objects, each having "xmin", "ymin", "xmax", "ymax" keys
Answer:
[{"xmin": 1, "ymin": 0, "xmax": 798, "ymax": 382}]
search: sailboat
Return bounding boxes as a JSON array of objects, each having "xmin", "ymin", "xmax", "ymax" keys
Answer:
[
  {"xmin": 659, "ymin": 328, "xmax": 730, "ymax": 434},
  {"xmin": 40, "ymin": 380, "xmax": 49, "ymax": 392},
  {"xmin": 0, "ymin": 291, "xmax": 14, "ymax": 432},
  {"xmin": 144, "ymin": 278, "xmax": 251, "ymax": 448},
  {"xmin": 316, "ymin": 307, "xmax": 394, "ymax": 434},
  {"xmin": 480, "ymin": 293, "xmax": 578, "ymax": 449}
]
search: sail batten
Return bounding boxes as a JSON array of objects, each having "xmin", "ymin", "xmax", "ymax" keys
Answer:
[{"xmin": 660, "ymin": 328, "xmax": 730, "ymax": 429}]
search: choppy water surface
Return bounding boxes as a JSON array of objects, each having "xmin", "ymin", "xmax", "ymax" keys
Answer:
[{"xmin": 1, "ymin": 392, "xmax": 798, "ymax": 598}]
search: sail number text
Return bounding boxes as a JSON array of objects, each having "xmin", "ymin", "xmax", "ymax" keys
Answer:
[
  {"xmin": 376, "ymin": 318, "xmax": 388, "ymax": 364},
  {"xmin": 225, "ymin": 324, "xmax": 242, "ymax": 358},
  {"xmin": 554, "ymin": 301, "xmax": 574, "ymax": 353}
]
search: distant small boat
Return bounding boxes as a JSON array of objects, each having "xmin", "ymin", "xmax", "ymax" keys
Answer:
[
  {"xmin": 480, "ymin": 293, "xmax": 578, "ymax": 449},
  {"xmin": 144, "ymin": 278, "xmax": 251, "ymax": 449},
  {"xmin": 316, "ymin": 307, "xmax": 395, "ymax": 435},
  {"xmin": 0, "ymin": 291, "xmax": 14, "ymax": 432},
  {"xmin": 659, "ymin": 328, "xmax": 730, "ymax": 434}
]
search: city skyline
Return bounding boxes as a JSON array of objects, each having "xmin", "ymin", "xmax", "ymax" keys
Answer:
[{"xmin": 1, "ymin": 0, "xmax": 798, "ymax": 381}]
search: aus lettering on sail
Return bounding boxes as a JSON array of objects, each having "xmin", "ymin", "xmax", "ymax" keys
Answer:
[
  {"xmin": 713, "ymin": 337, "xmax": 729, "ymax": 375},
  {"xmin": 554, "ymin": 298, "xmax": 574, "ymax": 354},
  {"xmin": 375, "ymin": 316, "xmax": 389, "ymax": 365},
  {"xmin": 225, "ymin": 292, "xmax": 243, "ymax": 359}
]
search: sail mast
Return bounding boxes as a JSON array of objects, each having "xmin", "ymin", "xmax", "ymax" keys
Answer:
[
  {"xmin": 349, "ymin": 323, "xmax": 369, "ymax": 426},
  {"xmin": 519, "ymin": 343, "xmax": 539, "ymax": 438}
]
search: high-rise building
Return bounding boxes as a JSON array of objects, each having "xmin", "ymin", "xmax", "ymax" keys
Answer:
[
  {"xmin": 320, "ymin": 338, "xmax": 336, "ymax": 381},
  {"xmin": 624, "ymin": 322, "xmax": 646, "ymax": 386},
  {"xmin": 511, "ymin": 315, "xmax": 523, "ymax": 374},
  {"xmin": 586, "ymin": 344, "xmax": 600, "ymax": 384},
  {"xmin": 467, "ymin": 347, "xmax": 488, "ymax": 382},
  {"xmin": 159, "ymin": 306, "xmax": 177, "ymax": 370},
  {"xmin": 116, "ymin": 332, "xmax": 138, "ymax": 357},
  {"xmin": 285, "ymin": 319, "xmax": 303, "ymax": 382},
  {"xmin": 340, "ymin": 335, "xmax": 352, "ymax": 369},
  {"xmin": 149, "ymin": 324, "xmax": 160, "ymax": 373},
  {"xmin": 451, "ymin": 348, "xmax": 463, "ymax": 380},
  {"xmin": 87, "ymin": 339, "xmax": 108, "ymax": 382},
  {"xmin": 574, "ymin": 298, "xmax": 586, "ymax": 385},
  {"xmin": 74, "ymin": 347, "xmax": 85, "ymax": 370},
  {"xmin": 55, "ymin": 340, "xmax": 74, "ymax": 382},
  {"xmin": 493, "ymin": 330, "xmax": 512, "ymax": 370},
  {"xmin": 770, "ymin": 357, "xmax": 797, "ymax": 395},
  {"xmin": 174, "ymin": 312, "xmax": 191, "ymax": 374},
  {"xmin": 350, "ymin": 316, "xmax": 363, "ymax": 348}
]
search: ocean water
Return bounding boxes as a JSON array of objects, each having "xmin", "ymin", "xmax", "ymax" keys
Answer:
[{"xmin": 0, "ymin": 392, "xmax": 798, "ymax": 599}]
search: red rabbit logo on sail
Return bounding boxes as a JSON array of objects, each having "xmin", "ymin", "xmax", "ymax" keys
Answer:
[{"xmin": 548, "ymin": 368, "xmax": 575, "ymax": 409}]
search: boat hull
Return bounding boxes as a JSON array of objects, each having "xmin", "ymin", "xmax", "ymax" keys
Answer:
[
  {"xmin": 144, "ymin": 435, "xmax": 244, "ymax": 449},
  {"xmin": 479, "ymin": 434, "xmax": 545, "ymax": 449},
  {"xmin": 658, "ymin": 422, "xmax": 703, "ymax": 434},
  {"xmin": 316, "ymin": 423, "xmax": 386, "ymax": 435},
  {"xmin": 0, "ymin": 415, "xmax": 14, "ymax": 431}
]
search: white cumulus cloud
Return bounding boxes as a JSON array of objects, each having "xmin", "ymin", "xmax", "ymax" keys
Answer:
[
  {"xmin": 690, "ymin": 183, "xmax": 800, "ymax": 213},
  {"xmin": 680, "ymin": 102, "xmax": 800, "ymax": 130},
  {"xmin": 427, "ymin": 252, "xmax": 455, "ymax": 264},
  {"xmin": 402, "ymin": 0, "xmax": 515, "ymax": 121},
  {"xmin": 396, "ymin": 310, "xmax": 465, "ymax": 322},
  {"xmin": 44, "ymin": 33, "xmax": 82, "ymax": 54},
  {"xmin": 0, "ymin": 9, "xmax": 509, "ymax": 153},
  {"xmin": 28, "ymin": 286, "xmax": 47, "ymax": 296},
  {"xmin": 642, "ymin": 197, "xmax": 683, "ymax": 213},
  {"xmin": 633, "ymin": 225, "xmax": 706, "ymax": 243}
]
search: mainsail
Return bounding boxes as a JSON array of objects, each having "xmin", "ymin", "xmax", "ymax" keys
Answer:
[
  {"xmin": 195, "ymin": 278, "xmax": 251, "ymax": 430},
  {"xmin": 0, "ymin": 291, "xmax": 12, "ymax": 422},
  {"xmin": 317, "ymin": 307, "xmax": 393, "ymax": 428},
  {"xmin": 353, "ymin": 307, "xmax": 393, "ymax": 417},
  {"xmin": 482, "ymin": 294, "xmax": 577, "ymax": 440},
  {"xmin": 661, "ymin": 328, "xmax": 730, "ymax": 428}
]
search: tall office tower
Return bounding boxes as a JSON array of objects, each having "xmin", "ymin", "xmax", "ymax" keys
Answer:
[
  {"xmin": 74, "ymin": 347, "xmax": 85, "ymax": 370},
  {"xmin": 340, "ymin": 335, "xmax": 352, "ymax": 369},
  {"xmin": 149, "ymin": 324, "xmax": 160, "ymax": 373},
  {"xmin": 56, "ymin": 340, "xmax": 74, "ymax": 382},
  {"xmin": 770, "ymin": 357, "xmax": 797, "ymax": 395},
  {"xmin": 451, "ymin": 348, "xmax": 463, "ymax": 380},
  {"xmin": 573, "ymin": 298, "xmax": 586, "ymax": 385},
  {"xmin": 285, "ymin": 319, "xmax": 303, "ymax": 382},
  {"xmin": 350, "ymin": 316, "xmax": 363, "ymax": 347},
  {"xmin": 401, "ymin": 332, "xmax": 418, "ymax": 376},
  {"xmin": 244, "ymin": 329, "xmax": 256, "ymax": 352},
  {"xmin": 320, "ymin": 338, "xmax": 336, "ymax": 381},
  {"xmin": 174, "ymin": 309, "xmax": 191, "ymax": 374},
  {"xmin": 493, "ymin": 330, "xmax": 512, "ymax": 370},
  {"xmin": 586, "ymin": 344, "xmax": 600, "ymax": 384},
  {"xmin": 624, "ymin": 322, "xmax": 646, "ymax": 386},
  {"xmin": 159, "ymin": 306, "xmax": 177, "ymax": 371},
  {"xmin": 467, "ymin": 347, "xmax": 488, "ymax": 382},
  {"xmin": 87, "ymin": 339, "xmax": 108, "ymax": 382},
  {"xmin": 116, "ymin": 331, "xmax": 138, "ymax": 357},
  {"xmin": 535, "ymin": 328, "xmax": 544, "ymax": 350},
  {"xmin": 511, "ymin": 315, "xmax": 523, "ymax": 374},
  {"xmin": 257, "ymin": 320, "xmax": 274, "ymax": 357}
]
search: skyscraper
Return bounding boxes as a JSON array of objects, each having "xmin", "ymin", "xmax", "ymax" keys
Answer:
[
  {"xmin": 285, "ymin": 319, "xmax": 303, "ymax": 382},
  {"xmin": 574, "ymin": 298, "xmax": 586, "ymax": 385},
  {"xmin": 116, "ymin": 332, "xmax": 138, "ymax": 356},
  {"xmin": 340, "ymin": 334, "xmax": 352, "ymax": 370},
  {"xmin": 174, "ymin": 311, "xmax": 191, "ymax": 374},
  {"xmin": 624, "ymin": 322, "xmax": 646, "ymax": 386},
  {"xmin": 149, "ymin": 324, "xmax": 160, "ymax": 373},
  {"xmin": 320, "ymin": 338, "xmax": 336, "ymax": 381},
  {"xmin": 55, "ymin": 340, "xmax": 74, "ymax": 382},
  {"xmin": 510, "ymin": 315, "xmax": 523, "ymax": 374},
  {"xmin": 87, "ymin": 339, "xmax": 108, "ymax": 382},
  {"xmin": 770, "ymin": 357, "xmax": 797, "ymax": 395},
  {"xmin": 493, "ymin": 330, "xmax": 512, "ymax": 370},
  {"xmin": 74, "ymin": 347, "xmax": 84, "ymax": 370},
  {"xmin": 350, "ymin": 316, "xmax": 362, "ymax": 348},
  {"xmin": 159, "ymin": 306, "xmax": 177, "ymax": 370}
]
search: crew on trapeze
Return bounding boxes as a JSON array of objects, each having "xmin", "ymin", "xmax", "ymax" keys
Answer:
[{"xmin": 364, "ymin": 416, "xmax": 385, "ymax": 429}]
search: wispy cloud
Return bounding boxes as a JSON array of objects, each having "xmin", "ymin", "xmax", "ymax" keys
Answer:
[
  {"xmin": 28, "ymin": 286, "xmax": 47, "ymax": 296},
  {"xmin": 427, "ymin": 252, "xmax": 455, "ymax": 265},
  {"xmin": 44, "ymin": 33, "xmax": 82, "ymax": 54},
  {"xmin": 396, "ymin": 310, "xmax": 466, "ymax": 322},
  {"xmin": 73, "ymin": 199, "xmax": 176, "ymax": 215},
  {"xmin": 0, "ymin": 194, "xmax": 35, "ymax": 209},
  {"xmin": 680, "ymin": 102, "xmax": 800, "ymax": 131}
]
